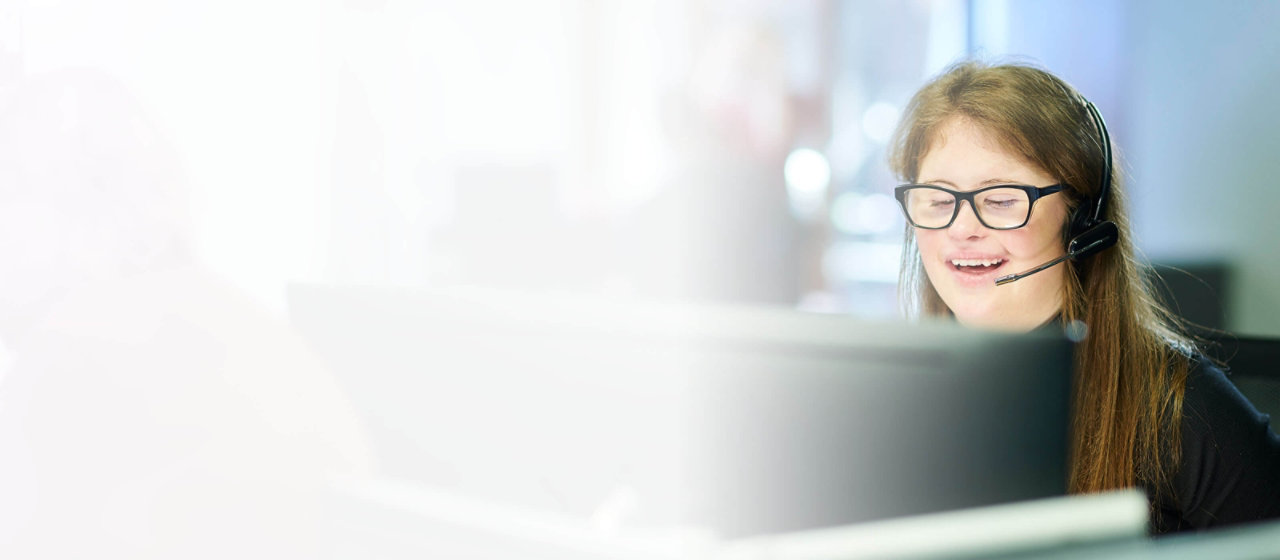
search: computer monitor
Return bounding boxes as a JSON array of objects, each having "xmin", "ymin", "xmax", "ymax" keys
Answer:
[{"xmin": 287, "ymin": 284, "xmax": 1074, "ymax": 540}]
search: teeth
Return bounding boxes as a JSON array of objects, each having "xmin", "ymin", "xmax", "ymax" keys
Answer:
[{"xmin": 952, "ymin": 258, "xmax": 1004, "ymax": 267}]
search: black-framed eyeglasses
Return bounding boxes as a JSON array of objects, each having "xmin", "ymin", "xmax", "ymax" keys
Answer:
[{"xmin": 893, "ymin": 184, "xmax": 1065, "ymax": 230}]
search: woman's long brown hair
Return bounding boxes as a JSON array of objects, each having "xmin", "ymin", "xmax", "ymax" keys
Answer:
[{"xmin": 889, "ymin": 61, "xmax": 1193, "ymax": 499}]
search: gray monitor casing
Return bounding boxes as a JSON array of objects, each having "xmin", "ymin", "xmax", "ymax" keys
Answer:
[{"xmin": 288, "ymin": 284, "xmax": 1074, "ymax": 539}]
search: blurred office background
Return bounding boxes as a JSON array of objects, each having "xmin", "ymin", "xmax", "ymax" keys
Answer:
[{"xmin": 2, "ymin": 0, "xmax": 1278, "ymax": 335}]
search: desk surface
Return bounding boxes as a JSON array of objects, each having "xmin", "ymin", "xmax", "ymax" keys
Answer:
[
  {"xmin": 322, "ymin": 476, "xmax": 1280, "ymax": 559},
  {"xmin": 1009, "ymin": 519, "xmax": 1280, "ymax": 560},
  {"xmin": 322, "ymin": 477, "xmax": 1280, "ymax": 560}
]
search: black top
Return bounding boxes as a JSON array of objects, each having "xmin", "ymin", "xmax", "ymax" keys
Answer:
[{"xmin": 1150, "ymin": 354, "xmax": 1280, "ymax": 533}]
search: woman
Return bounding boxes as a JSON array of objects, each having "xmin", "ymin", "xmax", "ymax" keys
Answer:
[{"xmin": 889, "ymin": 61, "xmax": 1280, "ymax": 533}]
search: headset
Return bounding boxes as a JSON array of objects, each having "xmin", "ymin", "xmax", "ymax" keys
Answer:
[{"xmin": 994, "ymin": 93, "xmax": 1119, "ymax": 286}]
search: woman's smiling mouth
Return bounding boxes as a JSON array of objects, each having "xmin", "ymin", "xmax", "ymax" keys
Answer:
[{"xmin": 946, "ymin": 257, "xmax": 1010, "ymax": 281}]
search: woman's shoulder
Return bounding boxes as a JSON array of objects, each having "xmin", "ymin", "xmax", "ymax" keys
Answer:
[
  {"xmin": 1160, "ymin": 337, "xmax": 1257, "ymax": 423},
  {"xmin": 1179, "ymin": 347, "xmax": 1271, "ymax": 433},
  {"xmin": 1160, "ymin": 344, "xmax": 1280, "ymax": 532}
]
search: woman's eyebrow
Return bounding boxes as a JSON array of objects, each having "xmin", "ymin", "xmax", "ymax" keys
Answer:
[
  {"xmin": 978, "ymin": 178, "xmax": 1026, "ymax": 186},
  {"xmin": 919, "ymin": 178, "xmax": 1025, "ymax": 188},
  {"xmin": 919, "ymin": 179, "xmax": 956, "ymax": 187}
]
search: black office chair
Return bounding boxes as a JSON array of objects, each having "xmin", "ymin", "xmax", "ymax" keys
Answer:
[{"xmin": 1196, "ymin": 331, "xmax": 1280, "ymax": 435}]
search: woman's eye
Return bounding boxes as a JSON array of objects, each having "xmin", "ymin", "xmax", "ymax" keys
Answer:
[
  {"xmin": 985, "ymin": 199, "xmax": 1016, "ymax": 208},
  {"xmin": 929, "ymin": 199, "xmax": 955, "ymax": 208}
]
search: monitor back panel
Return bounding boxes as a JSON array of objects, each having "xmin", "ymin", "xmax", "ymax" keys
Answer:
[{"xmin": 288, "ymin": 284, "xmax": 1074, "ymax": 538}]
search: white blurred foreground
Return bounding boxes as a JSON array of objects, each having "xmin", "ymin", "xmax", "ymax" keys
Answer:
[{"xmin": 321, "ymin": 478, "xmax": 1148, "ymax": 559}]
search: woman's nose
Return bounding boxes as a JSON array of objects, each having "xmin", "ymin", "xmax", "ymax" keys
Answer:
[{"xmin": 948, "ymin": 200, "xmax": 986, "ymax": 239}]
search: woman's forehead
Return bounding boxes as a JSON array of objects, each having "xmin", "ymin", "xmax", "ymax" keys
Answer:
[{"xmin": 918, "ymin": 117, "xmax": 1051, "ymax": 183}]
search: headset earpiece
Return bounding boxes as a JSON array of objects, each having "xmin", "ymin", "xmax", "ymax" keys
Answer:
[
  {"xmin": 1067, "ymin": 202, "xmax": 1095, "ymax": 242},
  {"xmin": 1064, "ymin": 96, "xmax": 1118, "ymax": 260},
  {"xmin": 1068, "ymin": 221, "xmax": 1118, "ymax": 260}
]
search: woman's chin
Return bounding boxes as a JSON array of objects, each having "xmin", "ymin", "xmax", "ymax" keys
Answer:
[
  {"xmin": 951, "ymin": 303, "xmax": 1059, "ymax": 333},
  {"xmin": 953, "ymin": 310, "xmax": 1009, "ymax": 331}
]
